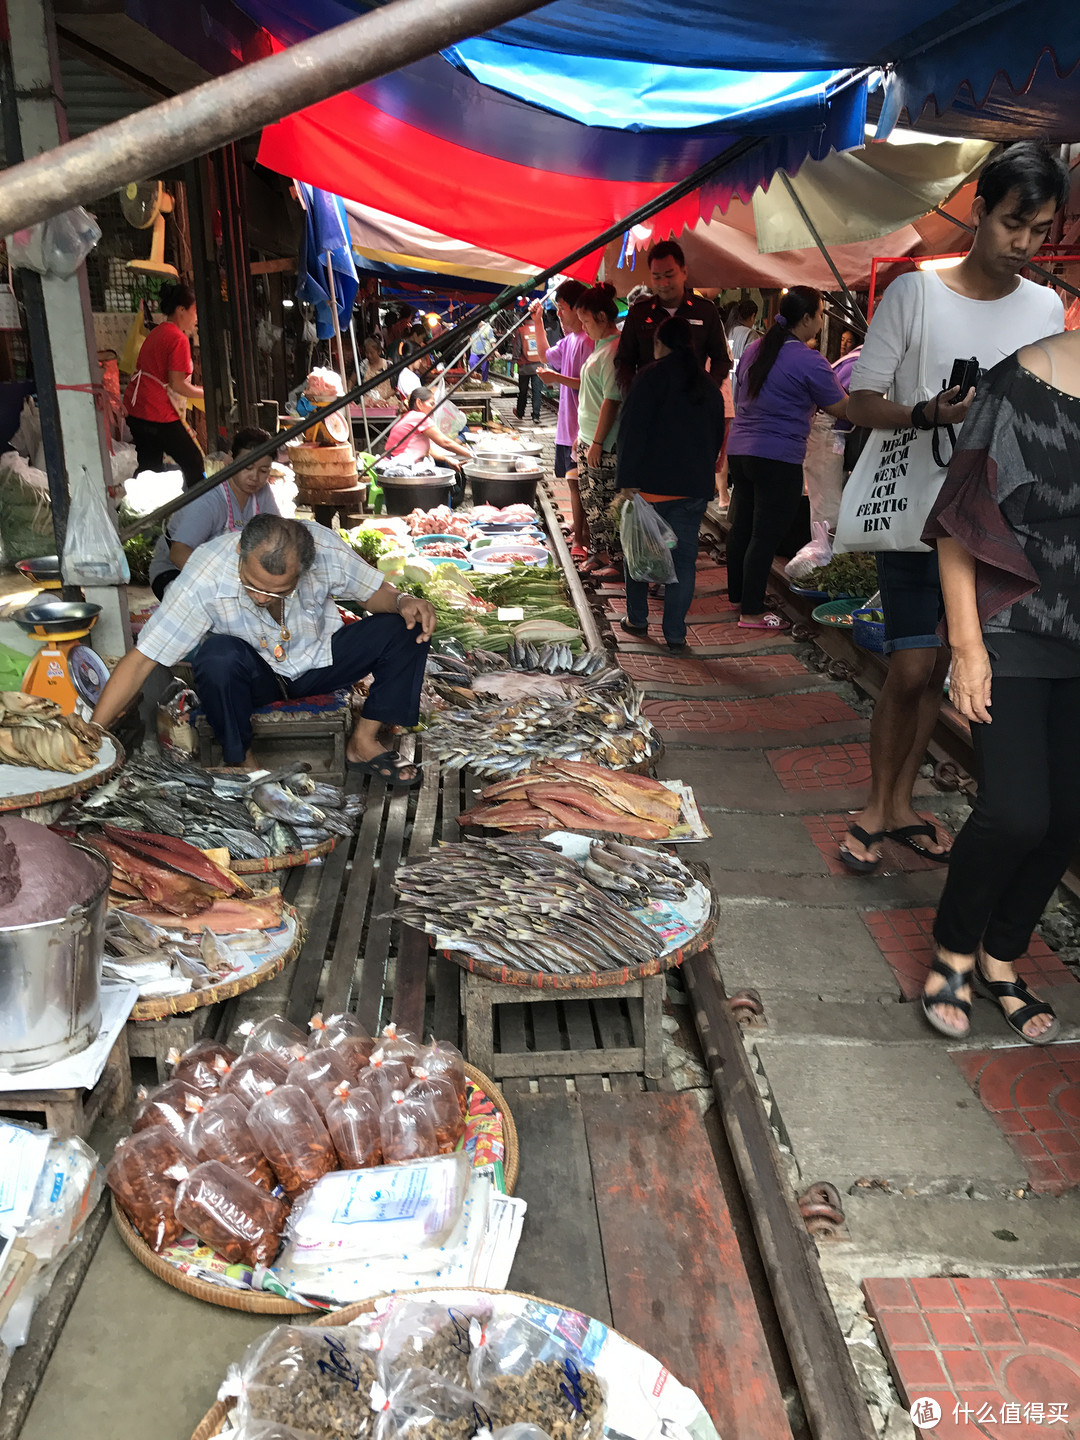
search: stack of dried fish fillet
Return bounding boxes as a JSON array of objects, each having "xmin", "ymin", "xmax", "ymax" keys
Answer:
[
  {"xmin": 392, "ymin": 836, "xmax": 667, "ymax": 974},
  {"xmin": 458, "ymin": 759, "xmax": 683, "ymax": 839},
  {"xmin": 0, "ymin": 692, "xmax": 102, "ymax": 772}
]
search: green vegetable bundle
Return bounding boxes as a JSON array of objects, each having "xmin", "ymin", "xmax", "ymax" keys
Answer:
[{"xmin": 801, "ymin": 552, "xmax": 879, "ymax": 599}]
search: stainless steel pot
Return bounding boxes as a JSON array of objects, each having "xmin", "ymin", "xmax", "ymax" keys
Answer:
[{"xmin": 0, "ymin": 844, "xmax": 110, "ymax": 1073}]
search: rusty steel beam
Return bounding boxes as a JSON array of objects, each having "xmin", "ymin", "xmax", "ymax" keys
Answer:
[{"xmin": 0, "ymin": 0, "xmax": 549, "ymax": 235}]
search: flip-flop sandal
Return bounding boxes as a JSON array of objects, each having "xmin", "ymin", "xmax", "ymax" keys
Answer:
[
  {"xmin": 346, "ymin": 750, "xmax": 423, "ymax": 790},
  {"xmin": 972, "ymin": 957, "xmax": 1061, "ymax": 1045},
  {"xmin": 666, "ymin": 642, "xmax": 692, "ymax": 657},
  {"xmin": 888, "ymin": 822, "xmax": 951, "ymax": 863},
  {"xmin": 737, "ymin": 611, "xmax": 790, "ymax": 631},
  {"xmin": 590, "ymin": 566, "xmax": 622, "ymax": 581},
  {"xmin": 619, "ymin": 619, "xmax": 650, "ymax": 638},
  {"xmin": 838, "ymin": 823, "xmax": 886, "ymax": 874},
  {"xmin": 570, "ymin": 545, "xmax": 588, "ymax": 560},
  {"xmin": 920, "ymin": 954, "xmax": 972, "ymax": 1039}
]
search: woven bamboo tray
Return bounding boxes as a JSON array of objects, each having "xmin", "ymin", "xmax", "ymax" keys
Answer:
[
  {"xmin": 0, "ymin": 733, "xmax": 126, "ymax": 812},
  {"xmin": 113, "ymin": 1063, "xmax": 518, "ymax": 1315},
  {"xmin": 128, "ymin": 904, "xmax": 304, "ymax": 1021},
  {"xmin": 231, "ymin": 836, "xmax": 336, "ymax": 874},
  {"xmin": 189, "ymin": 1286, "xmax": 672, "ymax": 1440}
]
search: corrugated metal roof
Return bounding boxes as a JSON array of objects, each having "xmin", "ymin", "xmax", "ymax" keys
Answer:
[{"xmin": 59, "ymin": 54, "xmax": 155, "ymax": 138}]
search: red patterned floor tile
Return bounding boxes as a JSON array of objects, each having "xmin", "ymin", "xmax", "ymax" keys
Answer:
[
  {"xmin": 616, "ymin": 654, "xmax": 715, "ymax": 686},
  {"xmin": 952, "ymin": 1045, "xmax": 1080, "ymax": 1195},
  {"xmin": 605, "ymin": 592, "xmax": 736, "ymax": 618},
  {"xmin": 768, "ymin": 742, "xmax": 873, "ymax": 792},
  {"xmin": 801, "ymin": 813, "xmax": 955, "ymax": 877},
  {"xmin": 866, "ymin": 1276, "xmax": 1080, "ymax": 1437},
  {"xmin": 704, "ymin": 655, "xmax": 809, "ymax": 682},
  {"xmin": 860, "ymin": 908, "xmax": 1073, "ymax": 1001},
  {"xmin": 642, "ymin": 693, "xmax": 860, "ymax": 734}
]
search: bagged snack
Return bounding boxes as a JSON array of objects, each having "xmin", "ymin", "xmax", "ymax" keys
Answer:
[
  {"xmin": 169, "ymin": 1038, "xmax": 238, "ymax": 1092},
  {"xmin": 379, "ymin": 1089, "xmax": 438, "ymax": 1166},
  {"xmin": 240, "ymin": 1014, "xmax": 308, "ymax": 1063},
  {"xmin": 233, "ymin": 1324, "xmax": 379, "ymax": 1440},
  {"xmin": 376, "ymin": 1367, "xmax": 482, "ymax": 1440},
  {"xmin": 131, "ymin": 1079, "xmax": 209, "ymax": 1137},
  {"xmin": 406, "ymin": 1070, "xmax": 465, "ymax": 1154},
  {"xmin": 414, "ymin": 1041, "xmax": 467, "ymax": 1113},
  {"xmin": 325, "ymin": 1084, "xmax": 382, "ymax": 1170},
  {"xmin": 19, "ymin": 1135, "xmax": 103, "ymax": 1266},
  {"xmin": 229, "ymin": 1424, "xmax": 324, "ymax": 1440},
  {"xmin": 377, "ymin": 1021, "xmax": 419, "ymax": 1069},
  {"xmin": 248, "ymin": 1085, "xmax": 337, "ymax": 1200},
  {"xmin": 174, "ymin": 1159, "xmax": 289, "ymax": 1267},
  {"xmin": 326, "ymin": 1034, "xmax": 375, "ymax": 1084},
  {"xmin": 376, "ymin": 1298, "xmax": 493, "ymax": 1390},
  {"xmin": 105, "ymin": 1128, "xmax": 197, "ymax": 1253},
  {"xmin": 365, "ymin": 1050, "xmax": 412, "ymax": 1104},
  {"xmin": 185, "ymin": 1092, "xmax": 275, "ymax": 1190},
  {"xmin": 470, "ymin": 1314, "xmax": 605, "ymax": 1440},
  {"xmin": 222, "ymin": 1051, "xmax": 290, "ymax": 1109},
  {"xmin": 309, "ymin": 1011, "xmax": 372, "ymax": 1049},
  {"xmin": 287, "ymin": 1050, "xmax": 354, "ymax": 1120}
]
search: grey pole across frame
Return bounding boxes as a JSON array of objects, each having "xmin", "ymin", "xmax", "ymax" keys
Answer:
[
  {"xmin": 0, "ymin": 0, "xmax": 552, "ymax": 237},
  {"xmin": 778, "ymin": 172, "xmax": 869, "ymax": 330}
]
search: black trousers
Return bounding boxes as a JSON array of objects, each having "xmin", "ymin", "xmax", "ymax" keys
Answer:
[
  {"xmin": 726, "ymin": 454, "xmax": 804, "ymax": 615},
  {"xmin": 515, "ymin": 372, "xmax": 543, "ymax": 422},
  {"xmin": 934, "ymin": 675, "xmax": 1080, "ymax": 963},
  {"xmin": 127, "ymin": 415, "xmax": 205, "ymax": 491}
]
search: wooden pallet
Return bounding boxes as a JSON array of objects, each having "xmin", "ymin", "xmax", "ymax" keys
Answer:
[{"xmin": 0, "ymin": 1029, "xmax": 133, "ymax": 1139}]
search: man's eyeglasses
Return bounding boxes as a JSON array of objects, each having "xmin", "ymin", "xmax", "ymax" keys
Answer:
[{"xmin": 238, "ymin": 562, "xmax": 297, "ymax": 602}]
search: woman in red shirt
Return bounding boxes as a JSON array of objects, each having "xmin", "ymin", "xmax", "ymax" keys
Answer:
[{"xmin": 123, "ymin": 282, "xmax": 205, "ymax": 490}]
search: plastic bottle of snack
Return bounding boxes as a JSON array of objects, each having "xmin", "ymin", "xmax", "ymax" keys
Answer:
[
  {"xmin": 406, "ymin": 1068, "xmax": 465, "ymax": 1153},
  {"xmin": 379, "ymin": 1088, "xmax": 438, "ymax": 1165},
  {"xmin": 325, "ymin": 1082, "xmax": 383, "ymax": 1169}
]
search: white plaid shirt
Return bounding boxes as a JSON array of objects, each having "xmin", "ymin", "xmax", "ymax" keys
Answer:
[{"xmin": 136, "ymin": 523, "xmax": 383, "ymax": 679}]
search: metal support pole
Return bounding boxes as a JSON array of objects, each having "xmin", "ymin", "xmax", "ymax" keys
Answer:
[
  {"xmin": 324, "ymin": 256, "xmax": 349, "ymax": 387},
  {"xmin": 348, "ymin": 318, "xmax": 371, "ymax": 453},
  {"xmin": 779, "ymin": 172, "xmax": 868, "ymax": 331},
  {"xmin": 0, "ymin": 0, "xmax": 553, "ymax": 236}
]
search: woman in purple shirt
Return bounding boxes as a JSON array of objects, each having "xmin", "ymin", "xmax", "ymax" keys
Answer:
[
  {"xmin": 727, "ymin": 287, "xmax": 848, "ymax": 628},
  {"xmin": 531, "ymin": 280, "xmax": 593, "ymax": 557}
]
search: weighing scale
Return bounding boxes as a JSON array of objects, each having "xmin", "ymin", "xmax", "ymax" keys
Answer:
[{"xmin": 13, "ymin": 599, "xmax": 112, "ymax": 717}]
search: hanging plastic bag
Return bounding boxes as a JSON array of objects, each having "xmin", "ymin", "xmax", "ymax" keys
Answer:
[
  {"xmin": 42, "ymin": 207, "xmax": 101, "ymax": 279},
  {"xmin": 62, "ymin": 465, "xmax": 130, "ymax": 586},
  {"xmin": 619, "ymin": 494, "xmax": 677, "ymax": 584},
  {"xmin": 784, "ymin": 520, "xmax": 833, "ymax": 582},
  {"xmin": 157, "ymin": 677, "xmax": 200, "ymax": 758}
]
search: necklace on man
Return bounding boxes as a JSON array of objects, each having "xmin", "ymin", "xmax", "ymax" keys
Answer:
[{"xmin": 259, "ymin": 598, "xmax": 291, "ymax": 660}]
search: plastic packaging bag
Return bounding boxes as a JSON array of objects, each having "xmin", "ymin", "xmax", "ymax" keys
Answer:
[
  {"xmin": 221, "ymin": 1051, "xmax": 290, "ymax": 1109},
  {"xmin": 284, "ymin": 1154, "xmax": 469, "ymax": 1266},
  {"xmin": 19, "ymin": 1135, "xmax": 103, "ymax": 1266},
  {"xmin": 105, "ymin": 1128, "xmax": 197, "ymax": 1253},
  {"xmin": 784, "ymin": 519, "xmax": 833, "ymax": 582},
  {"xmin": 184, "ymin": 1092, "xmax": 275, "ymax": 1190},
  {"xmin": 365, "ymin": 1050, "xmax": 412, "ymax": 1104},
  {"xmin": 227, "ymin": 1424, "xmax": 323, "ymax": 1440},
  {"xmin": 310, "ymin": 1012, "xmax": 372, "ymax": 1050},
  {"xmin": 619, "ymin": 494, "xmax": 677, "ymax": 585},
  {"xmin": 42, "ymin": 206, "xmax": 101, "ymax": 278},
  {"xmin": 325, "ymin": 1085, "xmax": 382, "ymax": 1170},
  {"xmin": 376, "ymin": 1367, "xmax": 483, "ymax": 1439},
  {"xmin": 232, "ymin": 1324, "xmax": 379, "ymax": 1440},
  {"xmin": 287, "ymin": 1051, "xmax": 354, "ymax": 1120},
  {"xmin": 377, "ymin": 1021, "xmax": 419, "ymax": 1069},
  {"xmin": 380, "ymin": 1089, "xmax": 438, "ymax": 1165},
  {"xmin": 132, "ymin": 1078, "xmax": 210, "ymax": 1137},
  {"xmin": 156, "ymin": 678, "xmax": 199, "ymax": 758},
  {"xmin": 376, "ymin": 1297, "xmax": 493, "ymax": 1390},
  {"xmin": 240, "ymin": 1014, "xmax": 309, "ymax": 1064},
  {"xmin": 406, "ymin": 1070, "xmax": 465, "ymax": 1154},
  {"xmin": 62, "ymin": 465, "xmax": 130, "ymax": 586},
  {"xmin": 413, "ymin": 1041, "xmax": 467, "ymax": 1115},
  {"xmin": 174, "ymin": 1159, "xmax": 289, "ymax": 1267},
  {"xmin": 247, "ymin": 1085, "xmax": 337, "ymax": 1200},
  {"xmin": 169, "ymin": 1039, "xmax": 237, "ymax": 1093},
  {"xmin": 470, "ymin": 1314, "xmax": 605, "ymax": 1439}
]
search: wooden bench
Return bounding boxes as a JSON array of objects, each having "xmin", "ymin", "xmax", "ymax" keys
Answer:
[
  {"xmin": 0, "ymin": 1029, "xmax": 132, "ymax": 1140},
  {"xmin": 195, "ymin": 688, "xmax": 352, "ymax": 785}
]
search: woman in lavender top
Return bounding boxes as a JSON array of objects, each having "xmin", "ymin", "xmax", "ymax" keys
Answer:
[{"xmin": 531, "ymin": 280, "xmax": 593, "ymax": 556}]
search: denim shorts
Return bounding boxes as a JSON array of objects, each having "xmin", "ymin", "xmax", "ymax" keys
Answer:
[
  {"xmin": 875, "ymin": 550, "xmax": 943, "ymax": 653},
  {"xmin": 554, "ymin": 442, "xmax": 574, "ymax": 478}
]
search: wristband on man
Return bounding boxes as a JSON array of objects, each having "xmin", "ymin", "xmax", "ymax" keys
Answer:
[{"xmin": 910, "ymin": 398, "xmax": 938, "ymax": 430}]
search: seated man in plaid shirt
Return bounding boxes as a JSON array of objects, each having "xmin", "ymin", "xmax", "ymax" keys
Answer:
[{"xmin": 92, "ymin": 514, "xmax": 435, "ymax": 790}]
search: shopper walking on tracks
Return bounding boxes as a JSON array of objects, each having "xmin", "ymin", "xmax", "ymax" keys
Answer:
[
  {"xmin": 917, "ymin": 329, "xmax": 1080, "ymax": 1044},
  {"xmin": 575, "ymin": 284, "xmax": 624, "ymax": 579},
  {"xmin": 512, "ymin": 311, "xmax": 544, "ymax": 426},
  {"xmin": 839, "ymin": 143, "xmax": 1069, "ymax": 876},
  {"xmin": 531, "ymin": 283, "xmax": 593, "ymax": 557},
  {"xmin": 726, "ymin": 287, "xmax": 847, "ymax": 630},
  {"xmin": 616, "ymin": 317, "xmax": 725, "ymax": 654},
  {"xmin": 124, "ymin": 281, "xmax": 205, "ymax": 491},
  {"xmin": 615, "ymin": 239, "xmax": 731, "ymax": 394}
]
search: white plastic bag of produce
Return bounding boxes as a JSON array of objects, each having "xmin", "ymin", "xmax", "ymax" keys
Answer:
[
  {"xmin": 784, "ymin": 519, "xmax": 833, "ymax": 581},
  {"xmin": 62, "ymin": 465, "xmax": 130, "ymax": 586},
  {"xmin": 619, "ymin": 494, "xmax": 677, "ymax": 585},
  {"xmin": 284, "ymin": 1152, "xmax": 469, "ymax": 1265}
]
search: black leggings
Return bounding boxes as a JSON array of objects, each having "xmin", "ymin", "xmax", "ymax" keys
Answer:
[
  {"xmin": 726, "ymin": 454, "xmax": 804, "ymax": 615},
  {"xmin": 934, "ymin": 675, "xmax": 1080, "ymax": 963},
  {"xmin": 127, "ymin": 415, "xmax": 205, "ymax": 491}
]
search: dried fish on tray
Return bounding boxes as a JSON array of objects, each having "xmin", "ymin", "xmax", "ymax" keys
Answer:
[
  {"xmin": 392, "ymin": 836, "xmax": 672, "ymax": 975},
  {"xmin": 0, "ymin": 692, "xmax": 102, "ymax": 773},
  {"xmin": 424, "ymin": 674, "xmax": 659, "ymax": 778},
  {"xmin": 459, "ymin": 759, "xmax": 686, "ymax": 840}
]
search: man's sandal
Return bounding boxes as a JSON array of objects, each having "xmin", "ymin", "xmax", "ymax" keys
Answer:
[
  {"xmin": 888, "ymin": 822, "xmax": 950, "ymax": 863},
  {"xmin": 838, "ymin": 824, "xmax": 886, "ymax": 874},
  {"xmin": 346, "ymin": 750, "xmax": 423, "ymax": 791},
  {"xmin": 972, "ymin": 957, "xmax": 1060, "ymax": 1045},
  {"xmin": 920, "ymin": 955, "xmax": 972, "ymax": 1039}
]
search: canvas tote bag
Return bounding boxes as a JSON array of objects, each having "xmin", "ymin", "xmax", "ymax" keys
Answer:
[{"xmin": 834, "ymin": 272, "xmax": 946, "ymax": 554}]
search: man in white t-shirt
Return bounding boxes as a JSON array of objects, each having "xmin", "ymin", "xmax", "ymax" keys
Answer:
[{"xmin": 840, "ymin": 143, "xmax": 1069, "ymax": 1029}]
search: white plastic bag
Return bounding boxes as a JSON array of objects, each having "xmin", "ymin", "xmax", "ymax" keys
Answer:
[
  {"xmin": 784, "ymin": 520, "xmax": 833, "ymax": 582},
  {"xmin": 619, "ymin": 494, "xmax": 677, "ymax": 584},
  {"xmin": 7, "ymin": 207, "xmax": 100, "ymax": 278},
  {"xmin": 62, "ymin": 465, "xmax": 130, "ymax": 585}
]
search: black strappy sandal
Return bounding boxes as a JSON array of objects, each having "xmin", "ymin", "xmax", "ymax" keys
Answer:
[
  {"xmin": 838, "ymin": 823, "xmax": 886, "ymax": 874},
  {"xmin": 346, "ymin": 750, "xmax": 423, "ymax": 791},
  {"xmin": 619, "ymin": 619, "xmax": 649, "ymax": 638},
  {"xmin": 920, "ymin": 954, "xmax": 973, "ymax": 1039},
  {"xmin": 972, "ymin": 957, "xmax": 1060, "ymax": 1046},
  {"xmin": 887, "ymin": 822, "xmax": 951, "ymax": 863}
]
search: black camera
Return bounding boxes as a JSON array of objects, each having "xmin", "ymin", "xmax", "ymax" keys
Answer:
[{"xmin": 947, "ymin": 357, "xmax": 979, "ymax": 396}]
